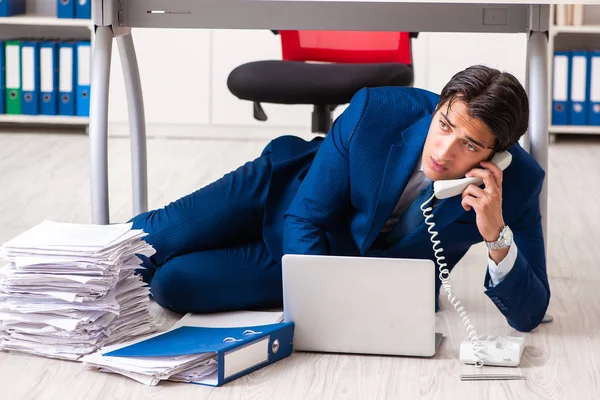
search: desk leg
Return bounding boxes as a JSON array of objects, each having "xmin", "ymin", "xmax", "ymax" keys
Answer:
[
  {"xmin": 527, "ymin": 31, "xmax": 549, "ymax": 248},
  {"xmin": 117, "ymin": 32, "xmax": 148, "ymax": 217},
  {"xmin": 90, "ymin": 26, "xmax": 113, "ymax": 225}
]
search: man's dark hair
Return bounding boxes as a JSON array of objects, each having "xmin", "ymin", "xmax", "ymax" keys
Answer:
[{"xmin": 436, "ymin": 65, "xmax": 529, "ymax": 152}]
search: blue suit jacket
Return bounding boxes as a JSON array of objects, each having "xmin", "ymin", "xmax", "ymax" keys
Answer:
[{"xmin": 261, "ymin": 87, "xmax": 550, "ymax": 332}]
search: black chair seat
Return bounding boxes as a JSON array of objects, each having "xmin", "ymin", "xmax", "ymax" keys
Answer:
[{"xmin": 227, "ymin": 60, "xmax": 414, "ymax": 106}]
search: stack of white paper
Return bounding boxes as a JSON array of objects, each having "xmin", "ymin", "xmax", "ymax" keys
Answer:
[
  {"xmin": 83, "ymin": 345, "xmax": 218, "ymax": 386},
  {"xmin": 0, "ymin": 220, "xmax": 158, "ymax": 361}
]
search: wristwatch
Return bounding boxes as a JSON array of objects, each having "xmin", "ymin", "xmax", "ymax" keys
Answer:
[{"xmin": 485, "ymin": 225, "xmax": 513, "ymax": 250}]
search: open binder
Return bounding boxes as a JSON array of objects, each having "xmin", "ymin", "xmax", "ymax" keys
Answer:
[{"xmin": 83, "ymin": 321, "xmax": 294, "ymax": 386}]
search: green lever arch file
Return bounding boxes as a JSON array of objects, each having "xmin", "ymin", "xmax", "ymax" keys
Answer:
[{"xmin": 5, "ymin": 40, "xmax": 21, "ymax": 114}]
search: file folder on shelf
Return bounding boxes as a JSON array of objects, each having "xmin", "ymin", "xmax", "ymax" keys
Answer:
[
  {"xmin": 76, "ymin": 41, "xmax": 91, "ymax": 117},
  {"xmin": 569, "ymin": 51, "xmax": 590, "ymax": 126},
  {"xmin": 0, "ymin": 41, "xmax": 5, "ymax": 114},
  {"xmin": 40, "ymin": 42, "xmax": 59, "ymax": 116},
  {"xmin": 75, "ymin": 0, "xmax": 91, "ymax": 19},
  {"xmin": 84, "ymin": 321, "xmax": 295, "ymax": 387},
  {"xmin": 57, "ymin": 0, "xmax": 75, "ymax": 19},
  {"xmin": 588, "ymin": 51, "xmax": 600, "ymax": 126},
  {"xmin": 59, "ymin": 42, "xmax": 76, "ymax": 116},
  {"xmin": 0, "ymin": 0, "xmax": 26, "ymax": 17},
  {"xmin": 21, "ymin": 42, "xmax": 40, "ymax": 115},
  {"xmin": 552, "ymin": 51, "xmax": 570, "ymax": 126},
  {"xmin": 5, "ymin": 41, "xmax": 21, "ymax": 115}
]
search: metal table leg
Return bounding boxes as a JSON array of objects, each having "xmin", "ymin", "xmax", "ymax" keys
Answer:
[
  {"xmin": 527, "ymin": 31, "xmax": 549, "ymax": 249},
  {"xmin": 117, "ymin": 32, "xmax": 148, "ymax": 217},
  {"xmin": 89, "ymin": 26, "xmax": 113, "ymax": 225}
]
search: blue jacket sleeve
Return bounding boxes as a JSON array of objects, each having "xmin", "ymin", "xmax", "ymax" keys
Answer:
[
  {"xmin": 282, "ymin": 88, "xmax": 369, "ymax": 255},
  {"xmin": 484, "ymin": 173, "xmax": 551, "ymax": 332}
]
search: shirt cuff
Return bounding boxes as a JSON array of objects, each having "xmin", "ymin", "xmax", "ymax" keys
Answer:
[{"xmin": 487, "ymin": 241, "xmax": 518, "ymax": 287}]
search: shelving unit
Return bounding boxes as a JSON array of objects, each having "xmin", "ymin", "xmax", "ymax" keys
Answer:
[
  {"xmin": 0, "ymin": 14, "xmax": 92, "ymax": 28},
  {"xmin": 0, "ymin": 114, "xmax": 89, "ymax": 125},
  {"xmin": 548, "ymin": 5, "xmax": 600, "ymax": 137},
  {"xmin": 0, "ymin": 2, "xmax": 94, "ymax": 130}
]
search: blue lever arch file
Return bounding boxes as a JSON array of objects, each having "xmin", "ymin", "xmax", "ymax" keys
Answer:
[
  {"xmin": 58, "ymin": 42, "xmax": 76, "ymax": 116},
  {"xmin": 21, "ymin": 41, "xmax": 40, "ymax": 115},
  {"xmin": 75, "ymin": 41, "xmax": 91, "ymax": 117},
  {"xmin": 0, "ymin": 0, "xmax": 26, "ymax": 17},
  {"xmin": 57, "ymin": 0, "xmax": 75, "ymax": 18},
  {"xmin": 0, "ymin": 41, "xmax": 5, "ymax": 114},
  {"xmin": 101, "ymin": 322, "xmax": 294, "ymax": 387},
  {"xmin": 552, "ymin": 51, "xmax": 570, "ymax": 126},
  {"xmin": 569, "ymin": 51, "xmax": 590, "ymax": 126},
  {"xmin": 75, "ymin": 0, "xmax": 91, "ymax": 19},
  {"xmin": 589, "ymin": 51, "xmax": 600, "ymax": 126},
  {"xmin": 40, "ymin": 42, "xmax": 59, "ymax": 116}
]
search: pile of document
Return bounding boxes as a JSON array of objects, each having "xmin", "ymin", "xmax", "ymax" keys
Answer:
[
  {"xmin": 0, "ymin": 221, "xmax": 158, "ymax": 361},
  {"xmin": 84, "ymin": 340, "xmax": 219, "ymax": 387}
]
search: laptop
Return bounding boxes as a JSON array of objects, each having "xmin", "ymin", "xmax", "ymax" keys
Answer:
[{"xmin": 281, "ymin": 254, "xmax": 443, "ymax": 357}]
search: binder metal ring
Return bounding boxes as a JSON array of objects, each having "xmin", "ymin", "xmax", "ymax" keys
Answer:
[
  {"xmin": 25, "ymin": 94, "xmax": 32, "ymax": 102},
  {"xmin": 43, "ymin": 94, "xmax": 51, "ymax": 103},
  {"xmin": 10, "ymin": 91, "xmax": 16, "ymax": 99},
  {"xmin": 272, "ymin": 339, "xmax": 280, "ymax": 354},
  {"xmin": 62, "ymin": 94, "xmax": 70, "ymax": 103},
  {"xmin": 242, "ymin": 330, "xmax": 261, "ymax": 336},
  {"xmin": 223, "ymin": 337, "xmax": 242, "ymax": 343}
]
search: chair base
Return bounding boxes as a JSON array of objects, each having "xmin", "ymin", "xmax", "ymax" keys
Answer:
[{"xmin": 312, "ymin": 105, "xmax": 336, "ymax": 134}]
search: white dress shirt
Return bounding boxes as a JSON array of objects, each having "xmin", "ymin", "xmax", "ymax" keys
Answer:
[{"xmin": 382, "ymin": 158, "xmax": 515, "ymax": 286}]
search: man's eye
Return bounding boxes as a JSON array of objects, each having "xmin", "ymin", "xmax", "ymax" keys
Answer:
[
  {"xmin": 465, "ymin": 142, "xmax": 477, "ymax": 152},
  {"xmin": 439, "ymin": 120, "xmax": 449, "ymax": 130}
]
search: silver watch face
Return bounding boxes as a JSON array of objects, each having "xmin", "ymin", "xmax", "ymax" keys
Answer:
[
  {"xmin": 487, "ymin": 226, "xmax": 512, "ymax": 249},
  {"xmin": 501, "ymin": 225, "xmax": 513, "ymax": 244}
]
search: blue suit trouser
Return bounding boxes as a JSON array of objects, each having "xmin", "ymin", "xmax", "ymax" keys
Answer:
[{"xmin": 129, "ymin": 155, "xmax": 282, "ymax": 314}]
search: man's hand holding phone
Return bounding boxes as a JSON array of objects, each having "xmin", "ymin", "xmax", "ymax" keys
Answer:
[{"xmin": 461, "ymin": 161, "xmax": 509, "ymax": 263}]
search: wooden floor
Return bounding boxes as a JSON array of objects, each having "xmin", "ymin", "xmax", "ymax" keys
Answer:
[{"xmin": 0, "ymin": 131, "xmax": 599, "ymax": 399}]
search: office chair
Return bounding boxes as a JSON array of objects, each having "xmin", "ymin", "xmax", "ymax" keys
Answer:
[{"xmin": 227, "ymin": 30, "xmax": 417, "ymax": 134}]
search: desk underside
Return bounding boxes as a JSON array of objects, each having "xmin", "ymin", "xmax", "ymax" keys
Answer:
[{"xmin": 107, "ymin": 1, "xmax": 548, "ymax": 33}]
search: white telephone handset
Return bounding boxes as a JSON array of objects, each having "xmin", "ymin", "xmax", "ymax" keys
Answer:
[
  {"xmin": 419, "ymin": 150, "xmax": 525, "ymax": 368},
  {"xmin": 433, "ymin": 151, "xmax": 512, "ymax": 200}
]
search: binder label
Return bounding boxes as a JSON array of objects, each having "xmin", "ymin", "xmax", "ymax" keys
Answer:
[
  {"xmin": 78, "ymin": 44, "xmax": 91, "ymax": 86},
  {"xmin": 41, "ymin": 47, "xmax": 54, "ymax": 93},
  {"xmin": 6, "ymin": 45, "xmax": 20, "ymax": 89},
  {"xmin": 22, "ymin": 47, "xmax": 35, "ymax": 92},
  {"xmin": 223, "ymin": 336, "xmax": 269, "ymax": 379},
  {"xmin": 553, "ymin": 55, "xmax": 568, "ymax": 102},
  {"xmin": 592, "ymin": 58, "xmax": 600, "ymax": 102},
  {"xmin": 571, "ymin": 55, "xmax": 587, "ymax": 102},
  {"xmin": 60, "ymin": 47, "xmax": 73, "ymax": 92}
]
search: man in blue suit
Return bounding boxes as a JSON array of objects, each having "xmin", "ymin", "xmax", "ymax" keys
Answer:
[{"xmin": 130, "ymin": 65, "xmax": 549, "ymax": 332}]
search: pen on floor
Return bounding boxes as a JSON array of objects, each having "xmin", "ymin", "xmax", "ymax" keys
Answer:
[{"xmin": 460, "ymin": 374, "xmax": 527, "ymax": 381}]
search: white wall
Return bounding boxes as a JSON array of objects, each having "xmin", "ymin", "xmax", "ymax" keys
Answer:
[
  {"xmin": 107, "ymin": 29, "xmax": 527, "ymax": 136},
  {"xmin": 108, "ymin": 29, "xmax": 212, "ymax": 126}
]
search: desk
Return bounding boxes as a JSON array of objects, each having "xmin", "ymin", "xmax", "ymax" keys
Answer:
[
  {"xmin": 87, "ymin": 1, "xmax": 584, "ymax": 229},
  {"xmin": 88, "ymin": 0, "xmax": 559, "ymax": 242}
]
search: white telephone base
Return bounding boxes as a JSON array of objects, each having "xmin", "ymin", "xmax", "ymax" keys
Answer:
[{"xmin": 459, "ymin": 335, "xmax": 525, "ymax": 367}]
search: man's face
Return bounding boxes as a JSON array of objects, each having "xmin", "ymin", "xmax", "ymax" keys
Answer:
[{"xmin": 422, "ymin": 100, "xmax": 496, "ymax": 181}]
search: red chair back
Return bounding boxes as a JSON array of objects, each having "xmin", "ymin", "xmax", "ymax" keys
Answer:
[{"xmin": 279, "ymin": 30, "xmax": 412, "ymax": 65}]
